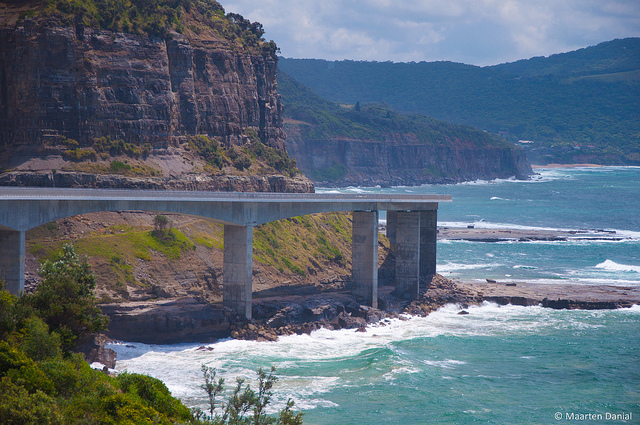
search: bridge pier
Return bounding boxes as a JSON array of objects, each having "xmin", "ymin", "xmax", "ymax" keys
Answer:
[
  {"xmin": 0, "ymin": 229, "xmax": 25, "ymax": 294},
  {"xmin": 394, "ymin": 211, "xmax": 421, "ymax": 299},
  {"xmin": 223, "ymin": 224, "xmax": 254, "ymax": 319},
  {"xmin": 420, "ymin": 210, "xmax": 437, "ymax": 278},
  {"xmin": 386, "ymin": 211, "xmax": 398, "ymax": 247},
  {"xmin": 389, "ymin": 209, "xmax": 437, "ymax": 299},
  {"xmin": 352, "ymin": 211, "xmax": 379, "ymax": 308}
]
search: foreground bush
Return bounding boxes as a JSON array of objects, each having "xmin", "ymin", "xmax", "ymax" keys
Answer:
[{"xmin": 0, "ymin": 244, "xmax": 303, "ymax": 424}]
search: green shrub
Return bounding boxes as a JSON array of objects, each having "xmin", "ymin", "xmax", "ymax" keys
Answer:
[
  {"xmin": 93, "ymin": 136, "xmax": 143, "ymax": 158},
  {"xmin": 197, "ymin": 365, "xmax": 303, "ymax": 424},
  {"xmin": 232, "ymin": 154, "xmax": 252, "ymax": 170},
  {"xmin": 18, "ymin": 318, "xmax": 62, "ymax": 362},
  {"xmin": 109, "ymin": 160, "xmax": 131, "ymax": 173},
  {"xmin": 188, "ymin": 135, "xmax": 226, "ymax": 169},
  {"xmin": 0, "ymin": 377, "xmax": 63, "ymax": 425},
  {"xmin": 249, "ymin": 140, "xmax": 299, "ymax": 177},
  {"xmin": 0, "ymin": 341, "xmax": 54, "ymax": 395},
  {"xmin": 0, "ymin": 288, "xmax": 17, "ymax": 340},
  {"xmin": 63, "ymin": 148, "xmax": 97, "ymax": 162},
  {"xmin": 117, "ymin": 372, "xmax": 192, "ymax": 421},
  {"xmin": 27, "ymin": 244, "xmax": 108, "ymax": 351},
  {"xmin": 153, "ymin": 214, "xmax": 169, "ymax": 231}
]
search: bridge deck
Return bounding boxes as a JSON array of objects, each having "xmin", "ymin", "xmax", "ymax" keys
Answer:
[
  {"xmin": 0, "ymin": 187, "xmax": 451, "ymax": 203},
  {"xmin": 0, "ymin": 188, "xmax": 451, "ymax": 317}
]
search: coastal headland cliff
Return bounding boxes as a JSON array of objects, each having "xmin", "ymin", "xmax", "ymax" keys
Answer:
[
  {"xmin": 0, "ymin": 0, "xmax": 311, "ymax": 192},
  {"xmin": 285, "ymin": 130, "xmax": 533, "ymax": 187}
]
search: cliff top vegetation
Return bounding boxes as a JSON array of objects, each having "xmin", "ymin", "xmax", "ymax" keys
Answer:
[{"xmin": 1, "ymin": 0, "xmax": 279, "ymax": 56}]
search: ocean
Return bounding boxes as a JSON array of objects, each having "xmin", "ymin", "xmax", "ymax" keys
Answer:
[{"xmin": 109, "ymin": 167, "xmax": 640, "ymax": 424}]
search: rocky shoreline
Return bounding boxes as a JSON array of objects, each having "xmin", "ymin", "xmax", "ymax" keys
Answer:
[
  {"xmin": 437, "ymin": 226, "xmax": 627, "ymax": 243},
  {"xmin": 97, "ymin": 274, "xmax": 477, "ymax": 347},
  {"xmin": 97, "ymin": 274, "xmax": 639, "ymax": 348}
]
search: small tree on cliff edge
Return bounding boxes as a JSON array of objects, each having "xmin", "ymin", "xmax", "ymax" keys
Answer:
[{"xmin": 27, "ymin": 244, "xmax": 108, "ymax": 352}]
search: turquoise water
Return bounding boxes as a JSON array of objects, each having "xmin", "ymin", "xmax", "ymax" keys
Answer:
[
  {"xmin": 323, "ymin": 166, "xmax": 640, "ymax": 287},
  {"xmin": 110, "ymin": 167, "xmax": 640, "ymax": 424}
]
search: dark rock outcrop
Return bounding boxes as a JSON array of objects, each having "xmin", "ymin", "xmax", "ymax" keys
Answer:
[
  {"xmin": 77, "ymin": 334, "xmax": 118, "ymax": 369},
  {"xmin": 100, "ymin": 298, "xmax": 233, "ymax": 345}
]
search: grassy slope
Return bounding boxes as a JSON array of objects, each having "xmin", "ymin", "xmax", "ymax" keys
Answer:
[{"xmin": 25, "ymin": 211, "xmax": 369, "ymax": 303}]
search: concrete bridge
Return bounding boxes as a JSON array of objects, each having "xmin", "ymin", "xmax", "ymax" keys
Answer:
[{"xmin": 0, "ymin": 187, "xmax": 451, "ymax": 318}]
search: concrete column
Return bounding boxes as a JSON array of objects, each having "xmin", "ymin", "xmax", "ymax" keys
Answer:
[
  {"xmin": 352, "ymin": 211, "xmax": 378, "ymax": 308},
  {"xmin": 223, "ymin": 224, "xmax": 254, "ymax": 319},
  {"xmin": 394, "ymin": 211, "xmax": 420, "ymax": 300},
  {"xmin": 420, "ymin": 209, "xmax": 438, "ymax": 279},
  {"xmin": 0, "ymin": 229, "xmax": 25, "ymax": 295},
  {"xmin": 386, "ymin": 211, "xmax": 397, "ymax": 247}
]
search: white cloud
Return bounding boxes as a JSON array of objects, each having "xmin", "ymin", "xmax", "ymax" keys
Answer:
[{"xmin": 221, "ymin": 0, "xmax": 640, "ymax": 64}]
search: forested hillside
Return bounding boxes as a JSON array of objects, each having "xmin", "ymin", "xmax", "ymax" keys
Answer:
[
  {"xmin": 279, "ymin": 72, "xmax": 532, "ymax": 187},
  {"xmin": 279, "ymin": 38, "xmax": 640, "ymax": 165}
]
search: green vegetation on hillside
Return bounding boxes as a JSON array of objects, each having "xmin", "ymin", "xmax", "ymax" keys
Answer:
[
  {"xmin": 29, "ymin": 0, "xmax": 278, "ymax": 56},
  {"xmin": 0, "ymin": 246, "xmax": 304, "ymax": 424},
  {"xmin": 279, "ymin": 38, "xmax": 640, "ymax": 165},
  {"xmin": 253, "ymin": 213, "xmax": 351, "ymax": 276},
  {"xmin": 0, "ymin": 244, "xmax": 190, "ymax": 424},
  {"xmin": 279, "ymin": 71, "xmax": 513, "ymax": 147},
  {"xmin": 279, "ymin": 71, "xmax": 522, "ymax": 182}
]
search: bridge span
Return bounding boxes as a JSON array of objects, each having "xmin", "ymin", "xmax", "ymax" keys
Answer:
[{"xmin": 0, "ymin": 188, "xmax": 451, "ymax": 318}]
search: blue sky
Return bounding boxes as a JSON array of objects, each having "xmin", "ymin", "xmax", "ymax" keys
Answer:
[{"xmin": 222, "ymin": 0, "xmax": 640, "ymax": 65}]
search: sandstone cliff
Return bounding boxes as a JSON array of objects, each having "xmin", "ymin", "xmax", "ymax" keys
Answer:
[
  {"xmin": 0, "ymin": 24, "xmax": 283, "ymax": 149},
  {"xmin": 0, "ymin": 1, "xmax": 311, "ymax": 192},
  {"xmin": 286, "ymin": 125, "xmax": 533, "ymax": 187}
]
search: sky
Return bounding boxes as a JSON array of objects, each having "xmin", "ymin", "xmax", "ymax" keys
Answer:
[{"xmin": 222, "ymin": 0, "xmax": 640, "ymax": 66}]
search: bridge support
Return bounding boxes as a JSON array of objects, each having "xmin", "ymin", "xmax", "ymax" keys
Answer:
[
  {"xmin": 223, "ymin": 224, "xmax": 254, "ymax": 319},
  {"xmin": 0, "ymin": 229, "xmax": 25, "ymax": 295},
  {"xmin": 386, "ymin": 211, "xmax": 397, "ymax": 247},
  {"xmin": 420, "ymin": 210, "xmax": 437, "ymax": 278},
  {"xmin": 394, "ymin": 211, "xmax": 421, "ymax": 299},
  {"xmin": 352, "ymin": 211, "xmax": 379, "ymax": 308}
]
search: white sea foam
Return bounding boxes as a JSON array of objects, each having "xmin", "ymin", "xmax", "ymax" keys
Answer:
[
  {"xmin": 108, "ymin": 302, "xmax": 640, "ymax": 413},
  {"xmin": 437, "ymin": 261, "xmax": 503, "ymax": 273},
  {"xmin": 595, "ymin": 260, "xmax": 640, "ymax": 273},
  {"xmin": 422, "ymin": 359, "xmax": 467, "ymax": 369}
]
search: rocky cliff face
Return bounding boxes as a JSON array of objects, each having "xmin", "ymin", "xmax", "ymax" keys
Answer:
[
  {"xmin": 0, "ymin": 21, "xmax": 283, "ymax": 149},
  {"xmin": 0, "ymin": 9, "xmax": 311, "ymax": 192},
  {"xmin": 286, "ymin": 128, "xmax": 533, "ymax": 187}
]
